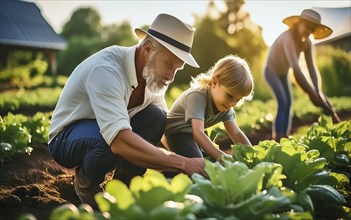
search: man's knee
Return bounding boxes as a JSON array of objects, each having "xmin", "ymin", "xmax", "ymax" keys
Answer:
[{"xmin": 131, "ymin": 104, "xmax": 167, "ymax": 131}]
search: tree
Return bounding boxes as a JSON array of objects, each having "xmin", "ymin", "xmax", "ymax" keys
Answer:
[
  {"xmin": 61, "ymin": 7, "xmax": 102, "ymax": 39},
  {"xmin": 100, "ymin": 21, "xmax": 137, "ymax": 48},
  {"xmin": 172, "ymin": 0, "xmax": 270, "ymax": 100},
  {"xmin": 57, "ymin": 8, "xmax": 137, "ymax": 75}
]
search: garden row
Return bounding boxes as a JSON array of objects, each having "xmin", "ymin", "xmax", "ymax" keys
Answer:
[{"xmin": 17, "ymin": 115, "xmax": 350, "ymax": 220}]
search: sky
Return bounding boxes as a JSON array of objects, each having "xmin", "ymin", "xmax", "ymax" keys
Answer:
[{"xmin": 31, "ymin": 0, "xmax": 351, "ymax": 46}]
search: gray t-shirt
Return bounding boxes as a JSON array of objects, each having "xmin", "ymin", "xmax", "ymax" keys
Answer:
[{"xmin": 165, "ymin": 87, "xmax": 235, "ymax": 136}]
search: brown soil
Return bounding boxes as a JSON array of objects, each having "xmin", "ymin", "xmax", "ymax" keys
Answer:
[
  {"xmin": 0, "ymin": 147, "xmax": 80, "ymax": 220},
  {"xmin": 0, "ymin": 112, "xmax": 350, "ymax": 220}
]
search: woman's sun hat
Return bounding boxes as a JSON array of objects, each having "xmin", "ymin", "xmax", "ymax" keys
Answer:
[
  {"xmin": 283, "ymin": 9, "xmax": 333, "ymax": 39},
  {"xmin": 135, "ymin": 13, "xmax": 199, "ymax": 68}
]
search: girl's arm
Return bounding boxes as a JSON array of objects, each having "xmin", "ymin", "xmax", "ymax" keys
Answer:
[
  {"xmin": 224, "ymin": 120, "xmax": 252, "ymax": 147},
  {"xmin": 191, "ymin": 118, "xmax": 227, "ymax": 161}
]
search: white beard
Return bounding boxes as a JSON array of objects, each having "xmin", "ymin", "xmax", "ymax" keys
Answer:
[{"xmin": 142, "ymin": 63, "xmax": 169, "ymax": 96}]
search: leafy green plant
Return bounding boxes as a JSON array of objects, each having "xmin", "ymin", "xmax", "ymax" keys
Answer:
[
  {"xmin": 299, "ymin": 115, "xmax": 351, "ymax": 178},
  {"xmin": 0, "ymin": 57, "xmax": 48, "ymax": 89},
  {"xmin": 95, "ymin": 170, "xmax": 202, "ymax": 220},
  {"xmin": 0, "ymin": 87, "xmax": 62, "ymax": 114},
  {"xmin": 190, "ymin": 160, "xmax": 312, "ymax": 219},
  {"xmin": 49, "ymin": 170, "xmax": 202, "ymax": 220},
  {"xmin": 229, "ymin": 116, "xmax": 350, "ymax": 219},
  {"xmin": 0, "ymin": 113, "xmax": 32, "ymax": 163},
  {"xmin": 0, "ymin": 112, "xmax": 51, "ymax": 164}
]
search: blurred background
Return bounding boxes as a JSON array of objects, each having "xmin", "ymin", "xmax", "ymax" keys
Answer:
[
  {"xmin": 1, "ymin": 0, "xmax": 350, "ymax": 133},
  {"xmin": 0, "ymin": 2, "xmax": 350, "ymax": 219}
]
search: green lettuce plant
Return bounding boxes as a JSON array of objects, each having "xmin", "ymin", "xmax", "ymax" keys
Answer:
[{"xmin": 190, "ymin": 160, "xmax": 312, "ymax": 219}]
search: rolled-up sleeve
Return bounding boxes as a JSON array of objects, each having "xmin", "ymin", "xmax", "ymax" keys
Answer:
[{"xmin": 86, "ymin": 66, "xmax": 131, "ymax": 145}]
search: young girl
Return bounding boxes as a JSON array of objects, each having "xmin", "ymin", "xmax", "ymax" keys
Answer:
[{"xmin": 163, "ymin": 55, "xmax": 253, "ymax": 162}]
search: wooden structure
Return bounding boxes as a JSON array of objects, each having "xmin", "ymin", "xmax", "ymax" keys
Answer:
[{"xmin": 0, "ymin": 0, "xmax": 67, "ymax": 73}]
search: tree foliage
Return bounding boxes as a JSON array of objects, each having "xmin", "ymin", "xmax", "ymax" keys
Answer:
[
  {"xmin": 172, "ymin": 0, "xmax": 270, "ymax": 100},
  {"xmin": 316, "ymin": 45, "xmax": 351, "ymax": 97},
  {"xmin": 57, "ymin": 7, "xmax": 137, "ymax": 75},
  {"xmin": 61, "ymin": 7, "xmax": 102, "ymax": 39}
]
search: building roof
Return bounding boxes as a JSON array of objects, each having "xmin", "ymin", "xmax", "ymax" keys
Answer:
[
  {"xmin": 0, "ymin": 0, "xmax": 67, "ymax": 50},
  {"xmin": 312, "ymin": 7, "xmax": 351, "ymax": 44}
]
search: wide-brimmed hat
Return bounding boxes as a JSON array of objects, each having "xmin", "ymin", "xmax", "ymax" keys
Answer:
[
  {"xmin": 135, "ymin": 13, "xmax": 199, "ymax": 68},
  {"xmin": 283, "ymin": 9, "xmax": 332, "ymax": 39}
]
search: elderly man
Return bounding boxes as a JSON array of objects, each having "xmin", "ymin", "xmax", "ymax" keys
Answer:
[{"xmin": 48, "ymin": 13, "xmax": 205, "ymax": 208}]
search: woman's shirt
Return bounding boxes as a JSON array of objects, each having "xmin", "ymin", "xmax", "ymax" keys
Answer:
[
  {"xmin": 265, "ymin": 29, "xmax": 311, "ymax": 76},
  {"xmin": 165, "ymin": 87, "xmax": 235, "ymax": 136}
]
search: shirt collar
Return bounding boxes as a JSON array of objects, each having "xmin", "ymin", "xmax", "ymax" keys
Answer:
[{"xmin": 125, "ymin": 46, "xmax": 138, "ymax": 89}]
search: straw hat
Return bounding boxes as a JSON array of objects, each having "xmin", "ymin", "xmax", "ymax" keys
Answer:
[
  {"xmin": 283, "ymin": 9, "xmax": 332, "ymax": 39},
  {"xmin": 135, "ymin": 13, "xmax": 199, "ymax": 68}
]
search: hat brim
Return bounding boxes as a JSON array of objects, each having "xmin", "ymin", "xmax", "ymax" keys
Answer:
[
  {"xmin": 135, "ymin": 28, "xmax": 199, "ymax": 68},
  {"xmin": 283, "ymin": 16, "xmax": 333, "ymax": 39}
]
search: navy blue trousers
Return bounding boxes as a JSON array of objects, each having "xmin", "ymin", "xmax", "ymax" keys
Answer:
[{"xmin": 49, "ymin": 104, "xmax": 166, "ymax": 186}]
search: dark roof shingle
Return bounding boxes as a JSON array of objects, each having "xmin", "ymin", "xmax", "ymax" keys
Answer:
[{"xmin": 0, "ymin": 0, "xmax": 67, "ymax": 50}]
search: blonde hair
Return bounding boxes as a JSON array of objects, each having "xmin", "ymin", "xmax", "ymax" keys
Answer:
[{"xmin": 191, "ymin": 55, "xmax": 254, "ymax": 104}]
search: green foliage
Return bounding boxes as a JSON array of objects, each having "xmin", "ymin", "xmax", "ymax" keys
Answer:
[
  {"xmin": 191, "ymin": 160, "xmax": 312, "ymax": 220},
  {"xmin": 95, "ymin": 170, "xmax": 201, "ymax": 220},
  {"xmin": 61, "ymin": 7, "xmax": 102, "ymax": 39},
  {"xmin": 0, "ymin": 87, "xmax": 62, "ymax": 114},
  {"xmin": 100, "ymin": 21, "xmax": 137, "ymax": 47},
  {"xmin": 49, "ymin": 203, "xmax": 105, "ymax": 220},
  {"xmin": 297, "ymin": 115, "xmax": 351, "ymax": 203},
  {"xmin": 57, "ymin": 23, "xmax": 136, "ymax": 76},
  {"xmin": 229, "ymin": 116, "xmax": 350, "ymax": 219},
  {"xmin": 0, "ymin": 113, "xmax": 32, "ymax": 163},
  {"xmin": 316, "ymin": 45, "xmax": 351, "ymax": 96},
  {"xmin": 172, "ymin": 0, "xmax": 270, "ymax": 100},
  {"xmin": 50, "ymin": 170, "xmax": 202, "ymax": 220},
  {"xmin": 305, "ymin": 185, "xmax": 348, "ymax": 219},
  {"xmin": 0, "ymin": 112, "xmax": 51, "ymax": 164},
  {"xmin": 0, "ymin": 57, "xmax": 48, "ymax": 89}
]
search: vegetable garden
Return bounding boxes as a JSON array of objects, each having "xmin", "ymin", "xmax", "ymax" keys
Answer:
[
  {"xmin": 0, "ymin": 22, "xmax": 350, "ymax": 220},
  {"xmin": 1, "ymin": 105, "xmax": 350, "ymax": 219}
]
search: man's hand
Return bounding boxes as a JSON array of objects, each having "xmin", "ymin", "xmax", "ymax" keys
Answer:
[{"xmin": 183, "ymin": 157, "xmax": 206, "ymax": 177}]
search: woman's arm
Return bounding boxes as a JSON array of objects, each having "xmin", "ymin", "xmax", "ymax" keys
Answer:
[
  {"xmin": 191, "ymin": 118, "xmax": 227, "ymax": 161},
  {"xmin": 224, "ymin": 120, "xmax": 252, "ymax": 146},
  {"xmin": 304, "ymin": 41, "xmax": 340, "ymax": 120},
  {"xmin": 283, "ymin": 37, "xmax": 324, "ymax": 107},
  {"xmin": 283, "ymin": 37, "xmax": 316, "ymax": 97},
  {"xmin": 304, "ymin": 40, "xmax": 321, "ymax": 93}
]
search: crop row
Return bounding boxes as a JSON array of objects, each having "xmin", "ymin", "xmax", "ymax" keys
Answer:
[{"xmin": 19, "ymin": 115, "xmax": 350, "ymax": 220}]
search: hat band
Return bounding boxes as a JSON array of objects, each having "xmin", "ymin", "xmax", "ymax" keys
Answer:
[{"xmin": 147, "ymin": 29, "xmax": 191, "ymax": 53}]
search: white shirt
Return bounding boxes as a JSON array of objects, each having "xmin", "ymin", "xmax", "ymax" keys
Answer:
[{"xmin": 48, "ymin": 45, "xmax": 167, "ymax": 145}]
